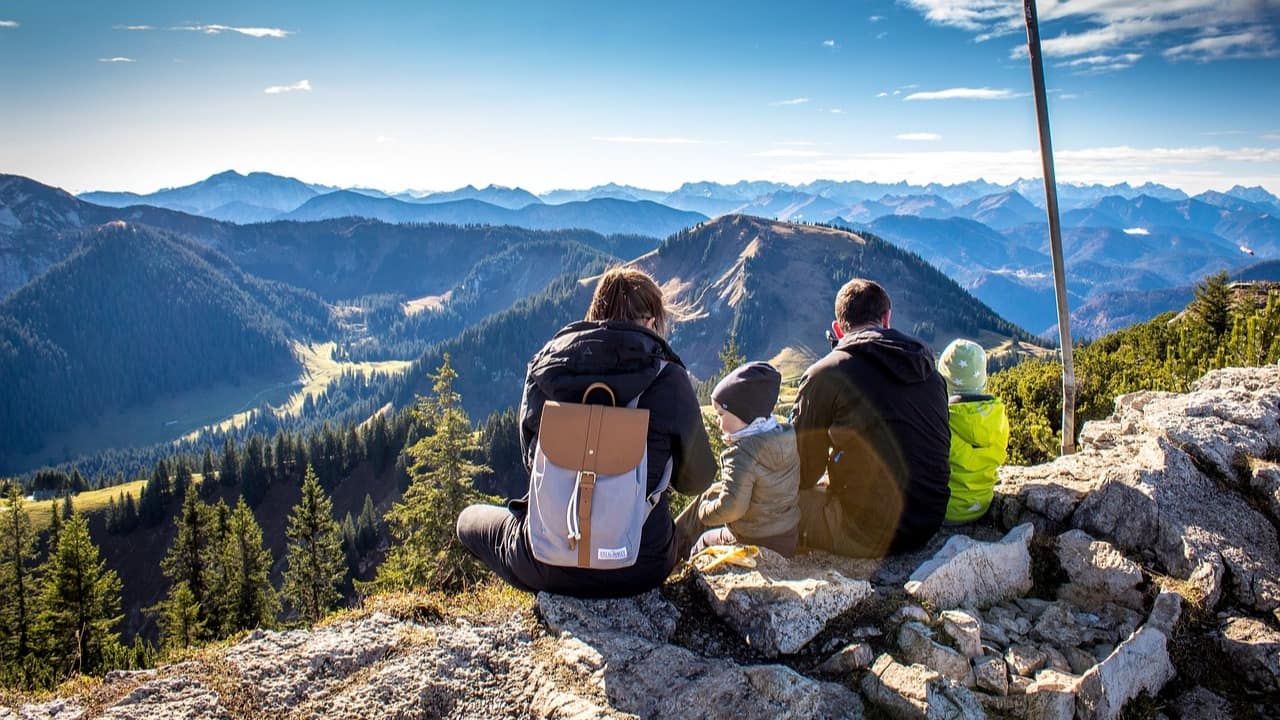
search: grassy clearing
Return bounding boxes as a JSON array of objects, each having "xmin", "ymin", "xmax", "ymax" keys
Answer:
[
  {"xmin": 23, "ymin": 478, "xmax": 150, "ymax": 532},
  {"xmin": 187, "ymin": 341, "xmax": 412, "ymax": 440}
]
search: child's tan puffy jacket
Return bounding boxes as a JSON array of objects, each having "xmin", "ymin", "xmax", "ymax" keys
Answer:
[{"xmin": 696, "ymin": 423, "xmax": 801, "ymax": 541}]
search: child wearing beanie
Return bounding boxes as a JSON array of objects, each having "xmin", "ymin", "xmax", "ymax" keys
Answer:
[
  {"xmin": 938, "ymin": 339, "xmax": 1010, "ymax": 523},
  {"xmin": 675, "ymin": 361, "xmax": 802, "ymax": 558}
]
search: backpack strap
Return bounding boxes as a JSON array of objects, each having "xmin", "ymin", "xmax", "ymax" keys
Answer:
[{"xmin": 627, "ymin": 360, "xmax": 673, "ymax": 506}]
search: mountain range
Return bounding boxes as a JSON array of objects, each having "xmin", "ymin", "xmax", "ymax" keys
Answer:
[{"xmin": 5, "ymin": 166, "xmax": 1280, "ymax": 472}]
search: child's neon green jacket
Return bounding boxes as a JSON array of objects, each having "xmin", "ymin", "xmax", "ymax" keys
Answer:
[{"xmin": 945, "ymin": 395, "xmax": 1010, "ymax": 522}]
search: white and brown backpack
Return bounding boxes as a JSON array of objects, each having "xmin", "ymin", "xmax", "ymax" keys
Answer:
[{"xmin": 526, "ymin": 363, "xmax": 672, "ymax": 569}]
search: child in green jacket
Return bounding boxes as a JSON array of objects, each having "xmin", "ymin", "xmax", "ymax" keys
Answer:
[{"xmin": 938, "ymin": 339, "xmax": 1010, "ymax": 523}]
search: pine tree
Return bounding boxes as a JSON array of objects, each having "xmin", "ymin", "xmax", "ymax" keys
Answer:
[
  {"xmin": 60, "ymin": 495, "xmax": 73, "ymax": 520},
  {"xmin": 173, "ymin": 462, "xmax": 193, "ymax": 501},
  {"xmin": 340, "ymin": 513, "xmax": 359, "ymax": 579},
  {"xmin": 120, "ymin": 493, "xmax": 139, "ymax": 533},
  {"xmin": 1, "ymin": 484, "xmax": 39, "ymax": 677},
  {"xmin": 240, "ymin": 435, "xmax": 269, "ymax": 507},
  {"xmin": 220, "ymin": 437, "xmax": 240, "ymax": 488},
  {"xmin": 201, "ymin": 446, "xmax": 217, "ymax": 484},
  {"xmin": 366, "ymin": 355, "xmax": 490, "ymax": 593},
  {"xmin": 160, "ymin": 489, "xmax": 213, "ymax": 641},
  {"xmin": 343, "ymin": 426, "xmax": 362, "ymax": 474},
  {"xmin": 1193, "ymin": 270, "xmax": 1232, "ymax": 338},
  {"xmin": 35, "ymin": 514, "xmax": 123, "ymax": 677},
  {"xmin": 155, "ymin": 582, "xmax": 203, "ymax": 651},
  {"xmin": 46, "ymin": 504, "xmax": 62, "ymax": 549},
  {"xmin": 356, "ymin": 494, "xmax": 380, "ymax": 553},
  {"xmin": 282, "ymin": 466, "xmax": 345, "ymax": 624},
  {"xmin": 220, "ymin": 499, "xmax": 278, "ymax": 634}
]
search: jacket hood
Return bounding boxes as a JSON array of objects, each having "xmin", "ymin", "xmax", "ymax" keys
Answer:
[
  {"xmin": 734, "ymin": 424, "xmax": 797, "ymax": 474},
  {"xmin": 834, "ymin": 326, "xmax": 937, "ymax": 384},
  {"xmin": 528, "ymin": 320, "xmax": 685, "ymax": 405}
]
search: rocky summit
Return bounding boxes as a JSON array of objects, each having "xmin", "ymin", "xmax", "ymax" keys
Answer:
[{"xmin": 5, "ymin": 365, "xmax": 1279, "ymax": 720}]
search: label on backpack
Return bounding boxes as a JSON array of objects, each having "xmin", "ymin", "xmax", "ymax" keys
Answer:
[{"xmin": 597, "ymin": 546, "xmax": 628, "ymax": 561}]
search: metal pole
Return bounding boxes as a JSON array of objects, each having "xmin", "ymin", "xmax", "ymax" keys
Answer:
[{"xmin": 1023, "ymin": 0, "xmax": 1076, "ymax": 455}]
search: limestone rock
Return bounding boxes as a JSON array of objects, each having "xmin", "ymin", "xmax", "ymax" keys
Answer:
[
  {"xmin": 1041, "ymin": 645, "xmax": 1072, "ymax": 674},
  {"xmin": 896, "ymin": 622, "xmax": 973, "ymax": 685},
  {"xmin": 1250, "ymin": 461, "xmax": 1280, "ymax": 525},
  {"xmin": 693, "ymin": 547, "xmax": 872, "ymax": 657},
  {"xmin": 538, "ymin": 590, "xmax": 678, "ymax": 643},
  {"xmin": 535, "ymin": 592, "xmax": 865, "ymax": 720},
  {"xmin": 220, "ymin": 612, "xmax": 409, "ymax": 713},
  {"xmin": 1032, "ymin": 602, "xmax": 1084, "ymax": 648},
  {"xmin": 1064, "ymin": 646, "xmax": 1097, "ymax": 675},
  {"xmin": 980, "ymin": 669, "xmax": 1078, "ymax": 720},
  {"xmin": 941, "ymin": 610, "xmax": 984, "ymax": 659},
  {"xmin": 1171, "ymin": 687, "xmax": 1233, "ymax": 720},
  {"xmin": 1076, "ymin": 625, "xmax": 1175, "ymax": 720},
  {"xmin": 1216, "ymin": 615, "xmax": 1280, "ymax": 692},
  {"xmin": 860, "ymin": 654, "xmax": 984, "ymax": 720},
  {"xmin": 973, "ymin": 655, "xmax": 1008, "ymax": 696},
  {"xmin": 889, "ymin": 605, "xmax": 932, "ymax": 627},
  {"xmin": 817, "ymin": 642, "xmax": 875, "ymax": 675},
  {"xmin": 904, "ymin": 524, "xmax": 1033, "ymax": 610},
  {"xmin": 1005, "ymin": 644, "xmax": 1048, "ymax": 678},
  {"xmin": 1055, "ymin": 530, "xmax": 1145, "ymax": 610},
  {"xmin": 96, "ymin": 677, "xmax": 226, "ymax": 720},
  {"xmin": 1146, "ymin": 591, "xmax": 1183, "ymax": 636},
  {"xmin": 293, "ymin": 620, "xmax": 537, "ymax": 719}
]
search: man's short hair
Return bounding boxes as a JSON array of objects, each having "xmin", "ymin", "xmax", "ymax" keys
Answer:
[{"xmin": 835, "ymin": 279, "xmax": 892, "ymax": 331}]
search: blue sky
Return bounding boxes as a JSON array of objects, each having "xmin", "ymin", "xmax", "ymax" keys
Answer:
[{"xmin": 1, "ymin": 0, "xmax": 1278, "ymax": 194}]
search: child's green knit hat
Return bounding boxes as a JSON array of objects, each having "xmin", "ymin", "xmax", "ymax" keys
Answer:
[{"xmin": 939, "ymin": 339, "xmax": 988, "ymax": 395}]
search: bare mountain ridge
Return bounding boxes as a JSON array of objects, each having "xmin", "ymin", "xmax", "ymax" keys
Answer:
[{"xmin": 393, "ymin": 215, "xmax": 1034, "ymax": 422}]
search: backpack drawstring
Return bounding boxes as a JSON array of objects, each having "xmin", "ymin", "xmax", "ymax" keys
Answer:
[{"xmin": 566, "ymin": 472, "xmax": 583, "ymax": 549}]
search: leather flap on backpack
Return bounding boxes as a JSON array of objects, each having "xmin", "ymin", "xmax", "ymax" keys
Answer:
[{"xmin": 540, "ymin": 401, "xmax": 650, "ymax": 474}]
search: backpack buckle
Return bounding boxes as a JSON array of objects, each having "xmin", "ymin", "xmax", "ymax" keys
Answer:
[{"xmin": 577, "ymin": 470, "xmax": 597, "ymax": 486}]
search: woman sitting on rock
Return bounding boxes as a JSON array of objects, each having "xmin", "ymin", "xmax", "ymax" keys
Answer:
[{"xmin": 456, "ymin": 267, "xmax": 717, "ymax": 598}]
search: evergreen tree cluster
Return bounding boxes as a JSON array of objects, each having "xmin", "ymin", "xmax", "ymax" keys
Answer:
[
  {"xmin": 990, "ymin": 276, "xmax": 1280, "ymax": 465},
  {"xmin": 1, "ymin": 485, "xmax": 145, "ymax": 689}
]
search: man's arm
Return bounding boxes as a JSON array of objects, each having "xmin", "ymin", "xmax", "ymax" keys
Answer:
[{"xmin": 791, "ymin": 368, "xmax": 837, "ymax": 489}]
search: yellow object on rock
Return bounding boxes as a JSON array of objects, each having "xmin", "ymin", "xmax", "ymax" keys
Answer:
[{"xmin": 692, "ymin": 544, "xmax": 761, "ymax": 572}]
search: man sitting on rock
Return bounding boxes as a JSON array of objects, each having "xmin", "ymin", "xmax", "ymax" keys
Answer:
[{"xmin": 791, "ymin": 278, "xmax": 951, "ymax": 557}]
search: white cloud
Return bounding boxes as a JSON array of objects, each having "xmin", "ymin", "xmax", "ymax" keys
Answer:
[
  {"xmin": 876, "ymin": 31, "xmax": 889, "ymax": 39},
  {"xmin": 1263, "ymin": 132, "xmax": 1280, "ymax": 141},
  {"xmin": 829, "ymin": 108, "xmax": 845, "ymax": 114},
  {"xmin": 592, "ymin": 136, "xmax": 709, "ymax": 145},
  {"xmin": 904, "ymin": 87, "xmax": 1018, "ymax": 101},
  {"xmin": 778, "ymin": 140, "xmax": 816, "ymax": 146},
  {"xmin": 174, "ymin": 24, "xmax": 292, "ymax": 38},
  {"xmin": 0, "ymin": 20, "xmax": 18, "ymax": 28},
  {"xmin": 114, "ymin": 25, "xmax": 154, "ymax": 31},
  {"xmin": 771, "ymin": 97, "xmax": 810, "ymax": 106},
  {"xmin": 752, "ymin": 149, "xmax": 827, "ymax": 158},
  {"xmin": 1057, "ymin": 52, "xmax": 1143, "ymax": 73},
  {"xmin": 896, "ymin": 132, "xmax": 943, "ymax": 141},
  {"xmin": 98, "ymin": 57, "xmax": 136, "ymax": 63},
  {"xmin": 1164, "ymin": 30, "xmax": 1279, "ymax": 62},
  {"xmin": 264, "ymin": 79, "xmax": 312, "ymax": 94},
  {"xmin": 1123, "ymin": 227, "xmax": 1150, "ymax": 235},
  {"xmin": 901, "ymin": 0, "xmax": 1280, "ymax": 64},
  {"xmin": 876, "ymin": 91, "xmax": 890, "ymax": 97},
  {"xmin": 869, "ymin": 15, "xmax": 885, "ymax": 23},
  {"xmin": 823, "ymin": 39, "xmax": 837, "ymax": 47}
]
